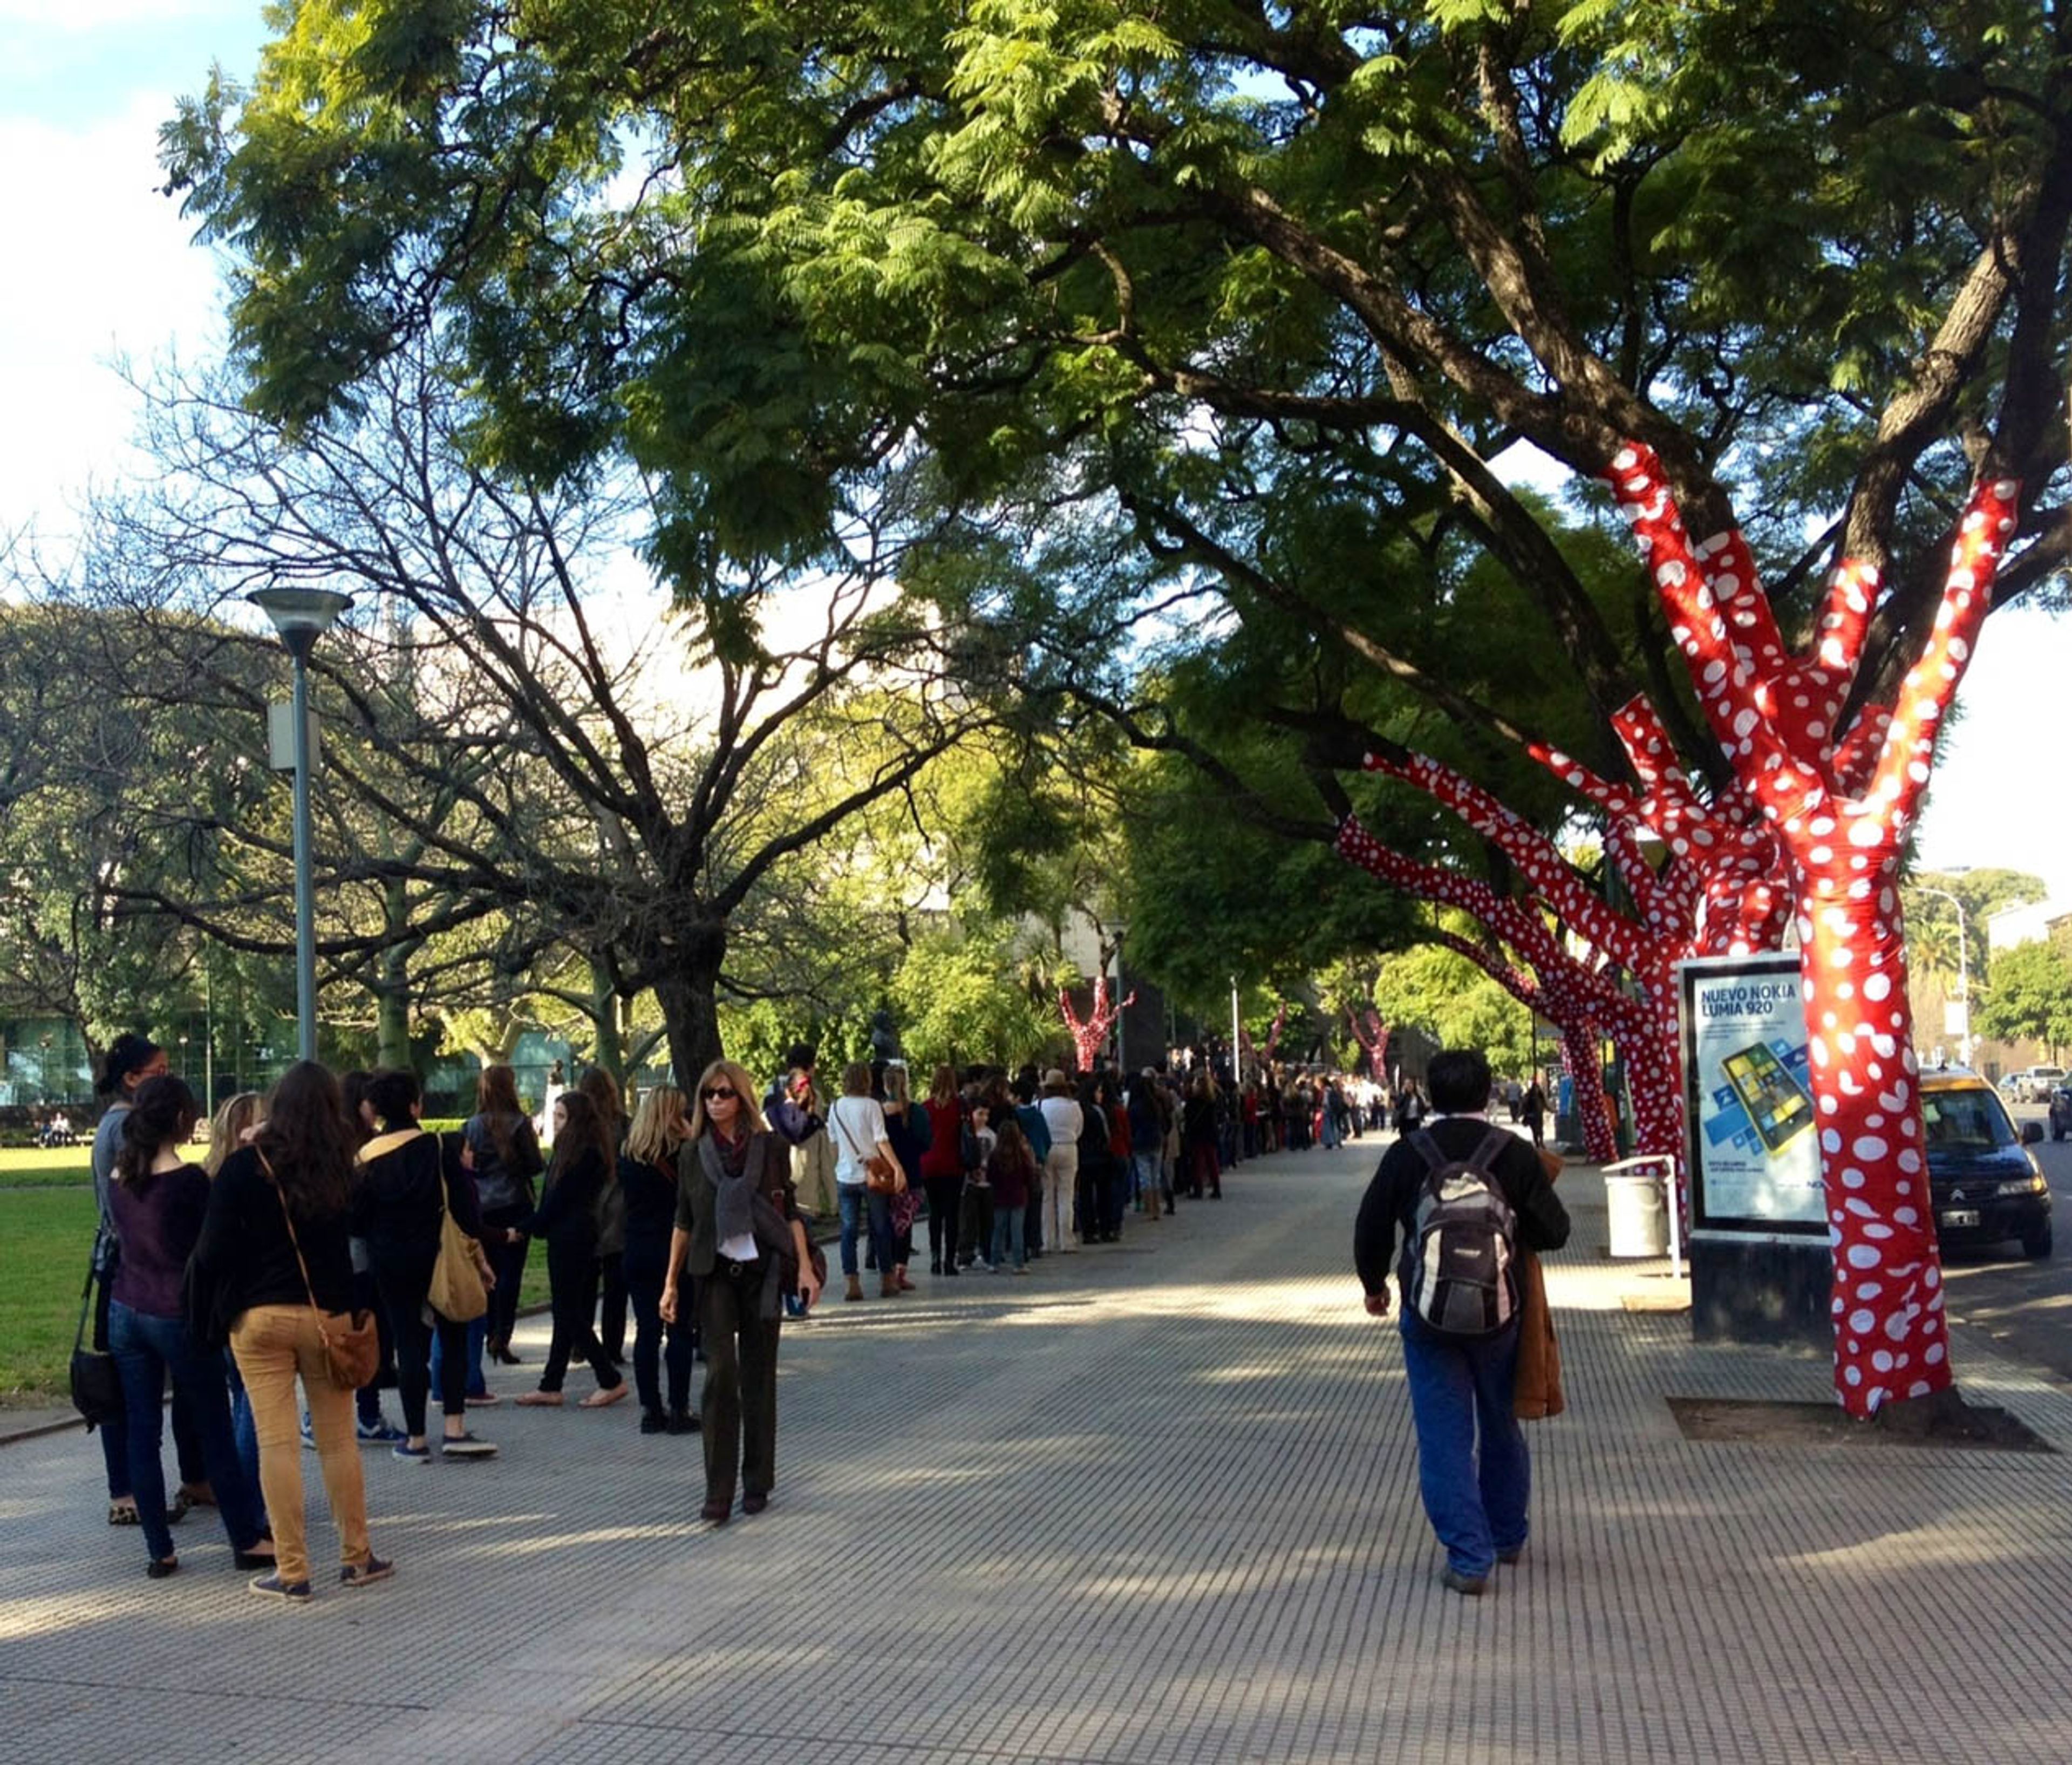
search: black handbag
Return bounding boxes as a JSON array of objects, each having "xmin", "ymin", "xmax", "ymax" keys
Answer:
[{"xmin": 69, "ymin": 1259, "xmax": 125, "ymax": 1430}]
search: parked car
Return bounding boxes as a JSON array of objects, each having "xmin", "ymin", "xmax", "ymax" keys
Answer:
[
  {"xmin": 2050, "ymin": 1081, "xmax": 2072, "ymax": 1142},
  {"xmin": 2007, "ymin": 1065, "xmax": 2067, "ymax": 1103},
  {"xmin": 1920, "ymin": 1070, "xmax": 2052, "ymax": 1258}
]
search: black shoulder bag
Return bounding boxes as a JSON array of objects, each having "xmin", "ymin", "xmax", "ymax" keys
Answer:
[{"xmin": 69, "ymin": 1253, "xmax": 125, "ymax": 1429}]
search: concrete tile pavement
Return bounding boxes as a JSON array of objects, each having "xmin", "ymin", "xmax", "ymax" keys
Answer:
[{"xmin": 4, "ymin": 1132, "xmax": 2072, "ymax": 1764}]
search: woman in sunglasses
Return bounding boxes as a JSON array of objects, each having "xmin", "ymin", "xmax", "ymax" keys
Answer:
[{"xmin": 660, "ymin": 1060, "xmax": 820, "ymax": 1523}]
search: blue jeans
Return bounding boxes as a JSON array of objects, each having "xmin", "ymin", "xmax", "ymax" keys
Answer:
[
  {"xmin": 837, "ymin": 1184, "xmax": 894, "ymax": 1278},
  {"xmin": 430, "ymin": 1315, "xmax": 490, "ymax": 1400},
  {"xmin": 109, "ymin": 1301, "xmax": 267, "ymax": 1566},
  {"xmin": 991, "ymin": 1203, "xmax": 1026, "ymax": 1269},
  {"xmin": 1398, "ymin": 1311, "xmax": 1529, "ymax": 1578}
]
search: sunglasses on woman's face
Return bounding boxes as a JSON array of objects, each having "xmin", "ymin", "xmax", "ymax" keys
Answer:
[{"xmin": 701, "ymin": 1086, "xmax": 737, "ymax": 1102}]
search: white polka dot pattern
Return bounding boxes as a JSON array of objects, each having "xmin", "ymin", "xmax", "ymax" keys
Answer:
[{"xmin": 1605, "ymin": 440, "xmax": 2019, "ymax": 1416}]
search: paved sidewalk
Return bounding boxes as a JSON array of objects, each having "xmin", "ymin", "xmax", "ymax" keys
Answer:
[{"xmin": 6, "ymin": 1136, "xmax": 2072, "ymax": 1764}]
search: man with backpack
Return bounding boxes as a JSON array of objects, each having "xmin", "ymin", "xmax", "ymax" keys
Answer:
[{"xmin": 1353, "ymin": 1047, "xmax": 1570, "ymax": 1597}]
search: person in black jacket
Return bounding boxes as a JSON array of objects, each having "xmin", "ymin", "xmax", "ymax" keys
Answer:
[
  {"xmin": 188, "ymin": 1061, "xmax": 392, "ymax": 1601},
  {"xmin": 355, "ymin": 1069, "xmax": 498, "ymax": 1462},
  {"xmin": 660, "ymin": 1059, "xmax": 819, "ymax": 1522},
  {"xmin": 620, "ymin": 1084, "xmax": 697, "ymax": 1435},
  {"xmin": 1354, "ymin": 1048, "xmax": 1570, "ymax": 1598},
  {"xmin": 463, "ymin": 1065, "xmax": 545, "ymax": 1367},
  {"xmin": 514, "ymin": 1092, "xmax": 630, "ymax": 1408}
]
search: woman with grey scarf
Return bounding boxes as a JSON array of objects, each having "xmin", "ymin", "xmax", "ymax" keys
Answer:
[{"xmin": 660, "ymin": 1059, "xmax": 820, "ymax": 1524}]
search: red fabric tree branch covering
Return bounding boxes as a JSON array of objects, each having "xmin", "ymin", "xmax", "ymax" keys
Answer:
[
  {"xmin": 1332, "ymin": 815, "xmax": 1625, "ymax": 1161},
  {"xmin": 1345, "ymin": 1005, "xmax": 1389, "ymax": 1079},
  {"xmin": 1606, "ymin": 440, "xmax": 2020, "ymax": 1415},
  {"xmin": 1059, "ymin": 973, "xmax": 1136, "ymax": 1074}
]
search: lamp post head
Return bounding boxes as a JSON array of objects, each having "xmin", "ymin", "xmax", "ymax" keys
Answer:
[{"xmin": 247, "ymin": 587, "xmax": 352, "ymax": 659}]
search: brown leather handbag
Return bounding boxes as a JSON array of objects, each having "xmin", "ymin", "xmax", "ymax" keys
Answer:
[{"xmin": 261, "ymin": 1150, "xmax": 381, "ymax": 1391}]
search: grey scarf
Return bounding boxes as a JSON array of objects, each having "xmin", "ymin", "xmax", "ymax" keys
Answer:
[{"xmin": 701, "ymin": 1131, "xmax": 756, "ymax": 1249}]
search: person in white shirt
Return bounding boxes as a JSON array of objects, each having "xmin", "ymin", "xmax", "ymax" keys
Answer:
[
  {"xmin": 825, "ymin": 1061, "xmax": 900, "ymax": 1299},
  {"xmin": 1036, "ymin": 1069, "xmax": 1086, "ymax": 1253}
]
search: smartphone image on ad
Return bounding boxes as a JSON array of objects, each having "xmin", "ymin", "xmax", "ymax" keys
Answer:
[{"xmin": 1720, "ymin": 1041, "xmax": 1814, "ymax": 1155}]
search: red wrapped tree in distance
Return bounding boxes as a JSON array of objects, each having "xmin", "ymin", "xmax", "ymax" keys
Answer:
[
  {"xmin": 1607, "ymin": 440, "xmax": 2020, "ymax": 1416},
  {"xmin": 1345, "ymin": 1006, "xmax": 1389, "ymax": 1081},
  {"xmin": 1059, "ymin": 973, "xmax": 1136, "ymax": 1074}
]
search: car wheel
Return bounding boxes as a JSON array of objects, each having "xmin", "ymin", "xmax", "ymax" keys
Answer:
[{"xmin": 2021, "ymin": 1220, "xmax": 2053, "ymax": 1260}]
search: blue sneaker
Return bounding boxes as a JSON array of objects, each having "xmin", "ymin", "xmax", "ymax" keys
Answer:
[
  {"xmin": 392, "ymin": 1441, "xmax": 431, "ymax": 1463},
  {"xmin": 249, "ymin": 1571, "xmax": 313, "ymax": 1602},
  {"xmin": 357, "ymin": 1417, "xmax": 406, "ymax": 1446}
]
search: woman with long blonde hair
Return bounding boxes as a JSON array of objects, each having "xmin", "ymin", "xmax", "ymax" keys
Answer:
[
  {"xmin": 621, "ymin": 1084, "xmax": 696, "ymax": 1435},
  {"xmin": 660, "ymin": 1060, "xmax": 819, "ymax": 1522}
]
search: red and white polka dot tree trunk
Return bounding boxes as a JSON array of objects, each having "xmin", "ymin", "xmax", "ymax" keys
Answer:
[
  {"xmin": 1345, "ymin": 1007, "xmax": 1389, "ymax": 1083},
  {"xmin": 1060, "ymin": 975, "xmax": 1135, "ymax": 1074},
  {"xmin": 1333, "ymin": 815, "xmax": 1625, "ymax": 1161},
  {"xmin": 1607, "ymin": 441, "xmax": 2019, "ymax": 1415}
]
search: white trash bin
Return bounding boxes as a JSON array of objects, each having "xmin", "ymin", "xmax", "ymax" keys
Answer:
[{"xmin": 1605, "ymin": 1171, "xmax": 1669, "ymax": 1257}]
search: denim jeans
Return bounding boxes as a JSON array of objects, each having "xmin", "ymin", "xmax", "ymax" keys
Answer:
[
  {"xmin": 430, "ymin": 1315, "xmax": 490, "ymax": 1400},
  {"xmin": 990, "ymin": 1202, "xmax": 1027, "ymax": 1269},
  {"xmin": 836, "ymin": 1183, "xmax": 894, "ymax": 1277},
  {"xmin": 1398, "ymin": 1311, "xmax": 1529, "ymax": 1578},
  {"xmin": 108, "ymin": 1301, "xmax": 266, "ymax": 1566}
]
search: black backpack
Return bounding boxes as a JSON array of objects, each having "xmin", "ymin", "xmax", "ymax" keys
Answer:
[{"xmin": 1401, "ymin": 1127, "xmax": 1518, "ymax": 1337}]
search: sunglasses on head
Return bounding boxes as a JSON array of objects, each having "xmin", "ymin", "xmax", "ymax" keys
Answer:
[{"xmin": 701, "ymin": 1086, "xmax": 737, "ymax": 1101}]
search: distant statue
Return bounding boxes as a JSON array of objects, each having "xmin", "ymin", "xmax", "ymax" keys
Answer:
[{"xmin": 869, "ymin": 1009, "xmax": 902, "ymax": 1062}]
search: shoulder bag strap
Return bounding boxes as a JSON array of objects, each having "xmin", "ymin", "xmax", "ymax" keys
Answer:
[
  {"xmin": 1469, "ymin": 1126, "xmax": 1514, "ymax": 1177},
  {"xmin": 73, "ymin": 1248, "xmax": 102, "ymax": 1351},
  {"xmin": 1409, "ymin": 1128, "xmax": 1446, "ymax": 1173},
  {"xmin": 828, "ymin": 1102, "xmax": 866, "ymax": 1164},
  {"xmin": 257, "ymin": 1148, "xmax": 326, "ymax": 1319}
]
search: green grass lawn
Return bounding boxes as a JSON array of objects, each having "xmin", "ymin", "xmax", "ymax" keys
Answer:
[
  {"xmin": 0, "ymin": 1187, "xmax": 96, "ymax": 1402},
  {"xmin": 0, "ymin": 1144, "xmax": 93, "ymax": 1188},
  {"xmin": 0, "ymin": 1184, "xmax": 555, "ymax": 1405}
]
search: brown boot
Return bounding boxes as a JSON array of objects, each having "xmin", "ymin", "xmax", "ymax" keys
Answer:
[
  {"xmin": 844, "ymin": 1274, "xmax": 864, "ymax": 1302},
  {"xmin": 880, "ymin": 1272, "xmax": 899, "ymax": 1298}
]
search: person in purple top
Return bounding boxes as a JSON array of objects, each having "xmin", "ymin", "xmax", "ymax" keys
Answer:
[{"xmin": 106, "ymin": 1075, "xmax": 271, "ymax": 1580}]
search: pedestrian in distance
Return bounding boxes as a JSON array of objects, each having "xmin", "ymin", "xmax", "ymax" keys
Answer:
[
  {"xmin": 660, "ymin": 1059, "xmax": 821, "ymax": 1523},
  {"xmin": 463, "ymin": 1065, "xmax": 546, "ymax": 1368},
  {"xmin": 1353, "ymin": 1048, "xmax": 1570, "ymax": 1596}
]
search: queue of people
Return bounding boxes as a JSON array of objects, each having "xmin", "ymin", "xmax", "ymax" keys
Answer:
[{"xmin": 83, "ymin": 1031, "xmax": 1377, "ymax": 1590}]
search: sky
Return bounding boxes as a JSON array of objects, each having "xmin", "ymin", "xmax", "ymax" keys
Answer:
[{"xmin": 1, "ymin": 3, "xmax": 2065, "ymax": 902}]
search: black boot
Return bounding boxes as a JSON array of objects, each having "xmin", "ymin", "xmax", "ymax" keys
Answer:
[{"xmin": 640, "ymin": 1408, "xmax": 667, "ymax": 1435}]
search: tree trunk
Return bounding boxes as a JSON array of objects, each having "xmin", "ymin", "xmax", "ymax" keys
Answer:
[
  {"xmin": 1798, "ymin": 848, "xmax": 1952, "ymax": 1415},
  {"xmin": 654, "ymin": 933, "xmax": 726, "ymax": 1087},
  {"xmin": 589, "ymin": 955, "xmax": 625, "ymax": 1080},
  {"xmin": 1560, "ymin": 1026, "xmax": 1618, "ymax": 1162},
  {"xmin": 374, "ymin": 880, "xmax": 414, "ymax": 1069}
]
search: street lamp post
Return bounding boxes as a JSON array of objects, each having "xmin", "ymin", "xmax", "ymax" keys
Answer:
[
  {"xmin": 1915, "ymin": 884, "xmax": 1972, "ymax": 1067},
  {"xmin": 247, "ymin": 587, "xmax": 352, "ymax": 1062},
  {"xmin": 1110, "ymin": 923, "xmax": 1128, "ymax": 1076}
]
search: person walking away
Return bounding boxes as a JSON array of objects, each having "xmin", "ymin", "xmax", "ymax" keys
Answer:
[
  {"xmin": 513, "ymin": 1093, "xmax": 630, "ymax": 1408},
  {"xmin": 107, "ymin": 1076, "xmax": 270, "ymax": 1579},
  {"xmin": 987, "ymin": 1116, "xmax": 1038, "ymax": 1272},
  {"xmin": 465, "ymin": 1065, "xmax": 545, "ymax": 1367},
  {"xmin": 1522, "ymin": 1079, "xmax": 1548, "ymax": 1151},
  {"xmin": 660, "ymin": 1060, "xmax": 821, "ymax": 1522},
  {"xmin": 576, "ymin": 1067, "xmax": 630, "ymax": 1368},
  {"xmin": 1037, "ymin": 1070, "xmax": 1084, "ymax": 1252},
  {"xmin": 621, "ymin": 1083, "xmax": 697, "ymax": 1434},
  {"xmin": 827, "ymin": 1061, "xmax": 899, "ymax": 1299},
  {"xmin": 355, "ymin": 1069, "xmax": 499, "ymax": 1461},
  {"xmin": 187, "ymin": 1061, "xmax": 392, "ymax": 1600},
  {"xmin": 1353, "ymin": 1048, "xmax": 1570, "ymax": 1596}
]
